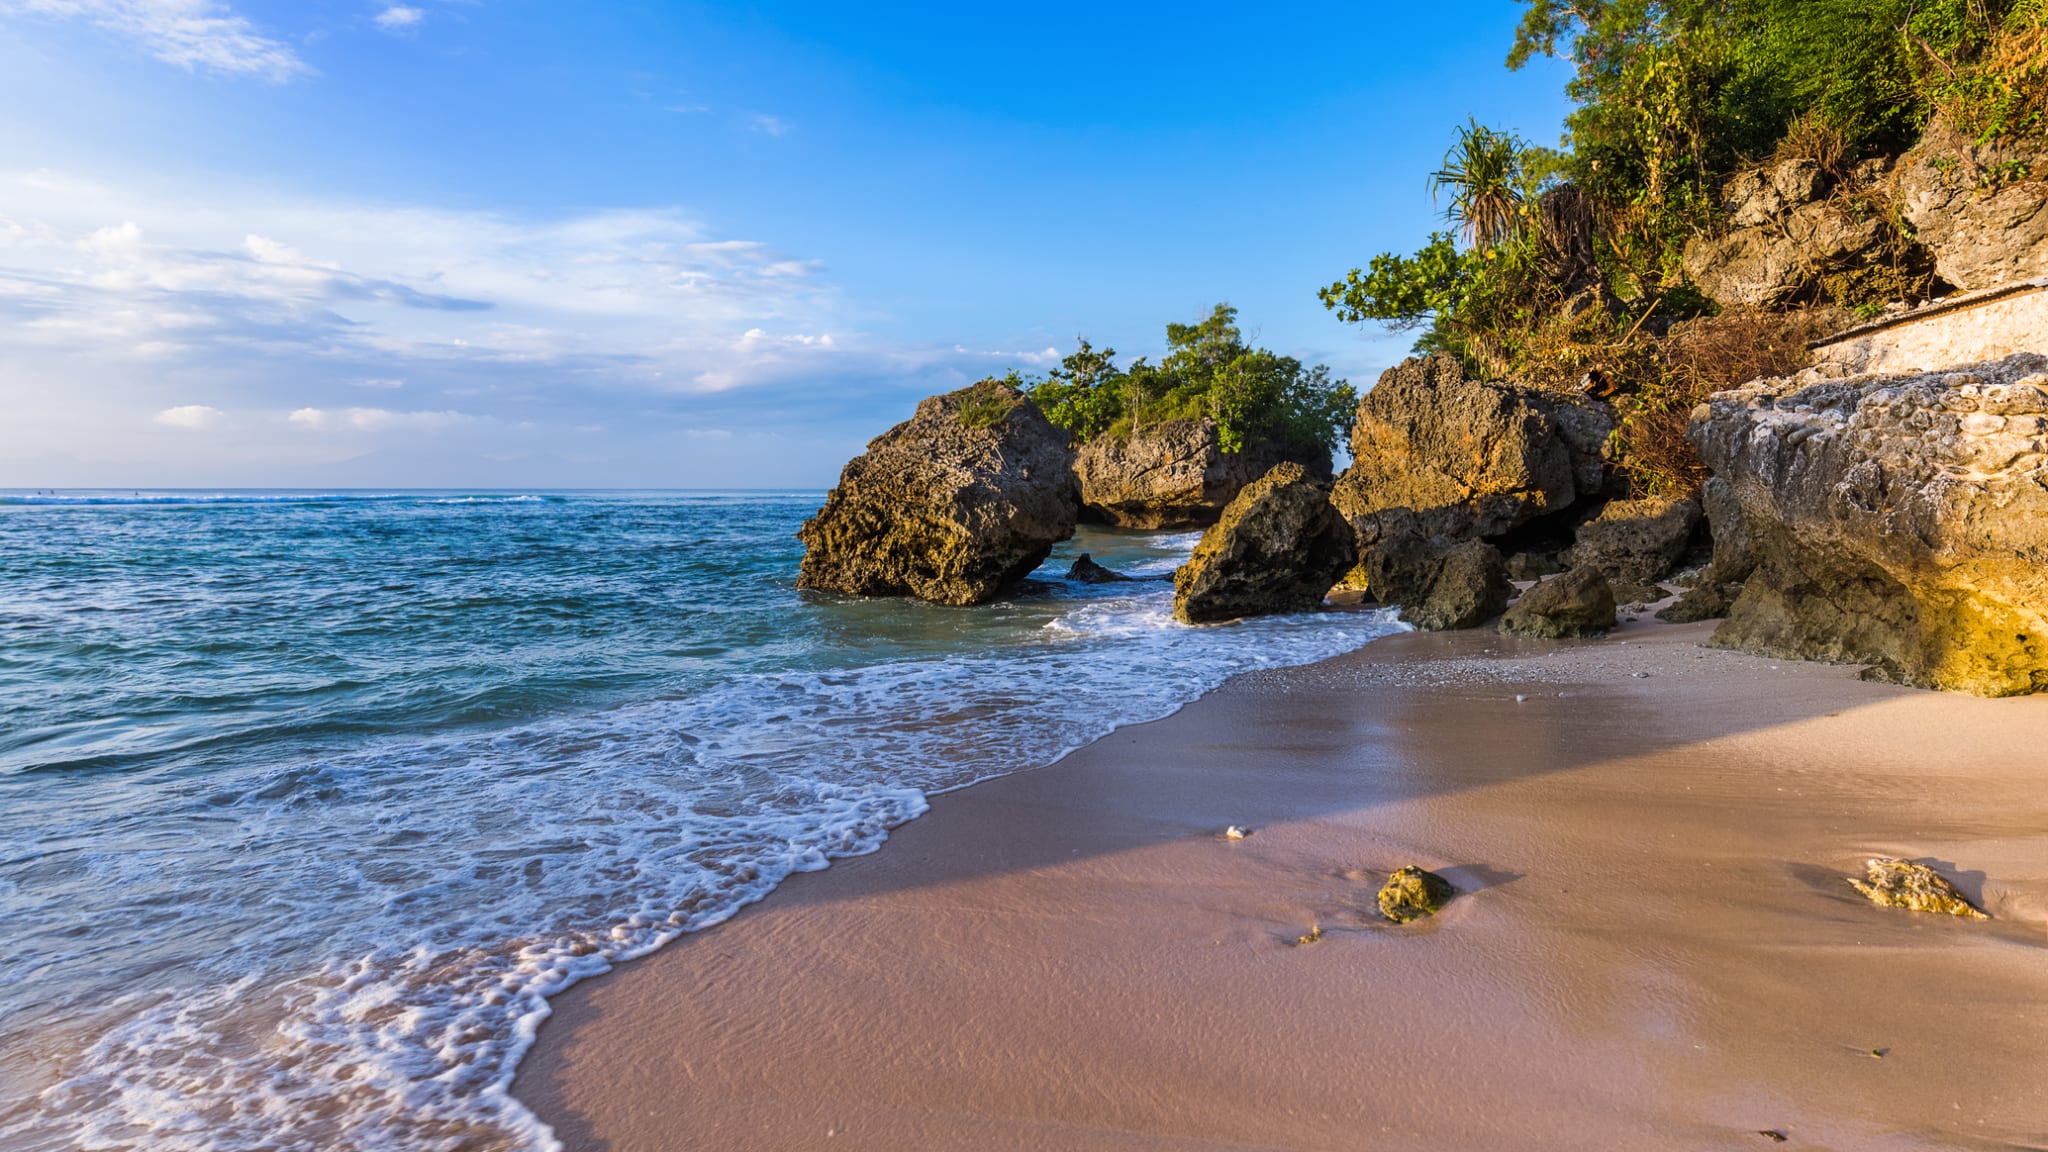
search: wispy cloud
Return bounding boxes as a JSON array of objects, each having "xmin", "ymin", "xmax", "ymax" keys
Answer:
[
  {"xmin": 288, "ymin": 406, "xmax": 467, "ymax": 431},
  {"xmin": 745, "ymin": 113, "xmax": 791, "ymax": 137},
  {"xmin": 372, "ymin": 4, "xmax": 421, "ymax": 31},
  {"xmin": 154, "ymin": 404, "xmax": 222, "ymax": 428},
  {"xmin": 1, "ymin": 0, "xmax": 308, "ymax": 81}
]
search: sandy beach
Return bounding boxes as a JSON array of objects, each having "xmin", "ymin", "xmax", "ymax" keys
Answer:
[{"xmin": 516, "ymin": 617, "xmax": 2048, "ymax": 1152}]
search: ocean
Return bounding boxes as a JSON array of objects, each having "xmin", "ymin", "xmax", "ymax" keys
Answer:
[{"xmin": 0, "ymin": 490, "xmax": 1400, "ymax": 1152}]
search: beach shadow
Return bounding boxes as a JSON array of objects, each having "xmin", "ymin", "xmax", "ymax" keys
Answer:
[{"xmin": 513, "ymin": 619, "xmax": 2048, "ymax": 1148}]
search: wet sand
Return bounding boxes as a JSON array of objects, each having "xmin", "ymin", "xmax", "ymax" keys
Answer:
[{"xmin": 516, "ymin": 618, "xmax": 2048, "ymax": 1151}]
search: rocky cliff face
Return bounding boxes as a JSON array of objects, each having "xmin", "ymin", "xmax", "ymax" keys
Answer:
[
  {"xmin": 1898, "ymin": 118, "xmax": 2048, "ymax": 292},
  {"xmin": 1173, "ymin": 463, "xmax": 1356, "ymax": 624},
  {"xmin": 1689, "ymin": 353, "xmax": 2048, "ymax": 696},
  {"xmin": 1331, "ymin": 354, "xmax": 1613, "ymax": 570},
  {"xmin": 798, "ymin": 381, "xmax": 1078, "ymax": 606},
  {"xmin": 1074, "ymin": 418, "xmax": 1330, "ymax": 529},
  {"xmin": 1683, "ymin": 157, "xmax": 1929, "ymax": 309}
]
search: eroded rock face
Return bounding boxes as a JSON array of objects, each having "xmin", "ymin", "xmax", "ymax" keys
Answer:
[
  {"xmin": 798, "ymin": 381, "xmax": 1078, "ymax": 606},
  {"xmin": 1402, "ymin": 540, "xmax": 1511, "ymax": 632},
  {"xmin": 1075, "ymin": 418, "xmax": 1330, "ymax": 529},
  {"xmin": 1690, "ymin": 354, "xmax": 2048, "ymax": 695},
  {"xmin": 1331, "ymin": 354, "xmax": 1613, "ymax": 566},
  {"xmin": 1568, "ymin": 495, "xmax": 1702, "ymax": 585},
  {"xmin": 1173, "ymin": 463, "xmax": 1356, "ymax": 624},
  {"xmin": 1683, "ymin": 157, "xmax": 1922, "ymax": 308},
  {"xmin": 1499, "ymin": 567, "xmax": 1618, "ymax": 639},
  {"xmin": 1898, "ymin": 118, "xmax": 2048, "ymax": 292}
]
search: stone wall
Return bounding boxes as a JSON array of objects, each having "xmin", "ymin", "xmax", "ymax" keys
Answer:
[{"xmin": 1811, "ymin": 280, "xmax": 2048, "ymax": 376}]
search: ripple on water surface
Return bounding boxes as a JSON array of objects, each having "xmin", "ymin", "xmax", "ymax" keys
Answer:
[{"xmin": 0, "ymin": 492, "xmax": 1400, "ymax": 1151}]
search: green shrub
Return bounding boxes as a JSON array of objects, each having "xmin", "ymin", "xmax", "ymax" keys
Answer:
[{"xmin": 1021, "ymin": 305, "xmax": 1356, "ymax": 455}]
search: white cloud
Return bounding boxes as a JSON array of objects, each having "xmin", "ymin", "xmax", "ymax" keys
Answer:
[
  {"xmin": 372, "ymin": 5, "xmax": 421, "ymax": 30},
  {"xmin": 2, "ymin": 0, "xmax": 308, "ymax": 81},
  {"xmin": 288, "ymin": 406, "xmax": 468, "ymax": 431},
  {"xmin": 0, "ymin": 167, "xmax": 1026, "ymax": 484},
  {"xmin": 154, "ymin": 403, "xmax": 221, "ymax": 428},
  {"xmin": 745, "ymin": 113, "xmax": 790, "ymax": 137}
]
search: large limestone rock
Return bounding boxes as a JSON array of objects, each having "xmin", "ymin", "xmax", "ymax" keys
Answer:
[
  {"xmin": 1657, "ymin": 479, "xmax": 1751, "ymax": 623},
  {"xmin": 1690, "ymin": 354, "xmax": 2048, "ymax": 695},
  {"xmin": 1173, "ymin": 463, "xmax": 1357, "ymax": 624},
  {"xmin": 1683, "ymin": 157, "xmax": 1921, "ymax": 308},
  {"xmin": 1331, "ymin": 354, "xmax": 1613, "ymax": 565},
  {"xmin": 1075, "ymin": 418, "xmax": 1330, "ymax": 529},
  {"xmin": 1568, "ymin": 495, "xmax": 1701, "ymax": 585},
  {"xmin": 1897, "ymin": 118, "xmax": 2048, "ymax": 292},
  {"xmin": 798, "ymin": 381, "xmax": 1078, "ymax": 606},
  {"xmin": 1402, "ymin": 540, "xmax": 1512, "ymax": 631},
  {"xmin": 1499, "ymin": 567, "xmax": 1618, "ymax": 639}
]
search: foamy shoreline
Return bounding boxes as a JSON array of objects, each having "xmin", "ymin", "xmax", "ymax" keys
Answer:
[{"xmin": 515, "ymin": 615, "xmax": 2048, "ymax": 1151}]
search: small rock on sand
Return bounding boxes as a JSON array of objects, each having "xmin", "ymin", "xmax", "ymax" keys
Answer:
[
  {"xmin": 1847, "ymin": 858, "xmax": 1988, "ymax": 919},
  {"xmin": 1377, "ymin": 865, "xmax": 1455, "ymax": 923}
]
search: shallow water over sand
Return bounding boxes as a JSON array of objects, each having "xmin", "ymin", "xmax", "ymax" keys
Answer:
[{"xmin": 0, "ymin": 490, "xmax": 1398, "ymax": 1151}]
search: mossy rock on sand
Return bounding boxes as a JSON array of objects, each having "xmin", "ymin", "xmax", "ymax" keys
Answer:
[
  {"xmin": 1377, "ymin": 865, "xmax": 1455, "ymax": 924},
  {"xmin": 1847, "ymin": 858, "xmax": 1988, "ymax": 920}
]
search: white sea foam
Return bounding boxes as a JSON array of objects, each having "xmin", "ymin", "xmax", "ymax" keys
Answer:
[{"xmin": 2, "ymin": 562, "xmax": 1399, "ymax": 1152}]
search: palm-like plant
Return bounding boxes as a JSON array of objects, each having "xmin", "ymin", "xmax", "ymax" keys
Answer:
[{"xmin": 1430, "ymin": 119, "xmax": 1528, "ymax": 250}]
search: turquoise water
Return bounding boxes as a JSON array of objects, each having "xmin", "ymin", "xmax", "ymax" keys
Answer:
[{"xmin": 0, "ymin": 490, "xmax": 1399, "ymax": 1152}]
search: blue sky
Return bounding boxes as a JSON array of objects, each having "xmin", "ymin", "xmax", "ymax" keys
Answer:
[{"xmin": 0, "ymin": 0, "xmax": 1573, "ymax": 487}]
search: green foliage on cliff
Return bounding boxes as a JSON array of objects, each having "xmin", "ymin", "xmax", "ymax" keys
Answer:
[
  {"xmin": 1327, "ymin": 0, "xmax": 2048, "ymax": 379},
  {"xmin": 1319, "ymin": 0, "xmax": 2048, "ymax": 494},
  {"xmin": 1023, "ymin": 305, "xmax": 1357, "ymax": 455}
]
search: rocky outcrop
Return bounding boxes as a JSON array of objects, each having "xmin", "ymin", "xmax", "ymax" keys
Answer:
[
  {"xmin": 798, "ymin": 381, "xmax": 1078, "ymax": 606},
  {"xmin": 1684, "ymin": 157, "xmax": 1928, "ymax": 308},
  {"xmin": 1066, "ymin": 554, "xmax": 1132, "ymax": 583},
  {"xmin": 1499, "ymin": 567, "xmax": 1618, "ymax": 639},
  {"xmin": 1402, "ymin": 541, "xmax": 1512, "ymax": 632},
  {"xmin": 1377, "ymin": 866, "xmax": 1455, "ymax": 924},
  {"xmin": 1074, "ymin": 418, "xmax": 1329, "ymax": 529},
  {"xmin": 1698, "ymin": 475, "xmax": 1757, "ymax": 584},
  {"xmin": 1568, "ymin": 496, "xmax": 1701, "ymax": 585},
  {"xmin": 1173, "ymin": 463, "xmax": 1356, "ymax": 624},
  {"xmin": 1897, "ymin": 118, "xmax": 2048, "ymax": 292},
  {"xmin": 1331, "ymin": 354, "xmax": 1613, "ymax": 568},
  {"xmin": 1690, "ymin": 354, "xmax": 2048, "ymax": 695},
  {"xmin": 1848, "ymin": 858, "xmax": 1988, "ymax": 920}
]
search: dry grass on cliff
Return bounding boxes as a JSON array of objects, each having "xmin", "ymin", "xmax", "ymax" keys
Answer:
[{"xmin": 1617, "ymin": 307, "xmax": 1845, "ymax": 497}]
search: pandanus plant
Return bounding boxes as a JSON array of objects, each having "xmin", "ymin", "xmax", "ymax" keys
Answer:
[{"xmin": 1429, "ymin": 119, "xmax": 1530, "ymax": 251}]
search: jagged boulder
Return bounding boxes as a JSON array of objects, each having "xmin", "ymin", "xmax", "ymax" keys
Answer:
[
  {"xmin": 1402, "ymin": 541, "xmax": 1512, "ymax": 632},
  {"xmin": 1331, "ymin": 354, "xmax": 1613, "ymax": 582},
  {"xmin": 1499, "ymin": 567, "xmax": 1618, "ymax": 639},
  {"xmin": 1173, "ymin": 463, "xmax": 1356, "ymax": 624},
  {"xmin": 1066, "ymin": 554, "xmax": 1132, "ymax": 583},
  {"xmin": 1699, "ymin": 475, "xmax": 1757, "ymax": 584},
  {"xmin": 798, "ymin": 381, "xmax": 1078, "ymax": 606},
  {"xmin": 1657, "ymin": 578, "xmax": 1743, "ymax": 623},
  {"xmin": 1690, "ymin": 354, "xmax": 2048, "ymax": 695},
  {"xmin": 1568, "ymin": 495, "xmax": 1702, "ymax": 585},
  {"xmin": 1074, "ymin": 418, "xmax": 1329, "ymax": 529},
  {"xmin": 1684, "ymin": 157, "xmax": 1925, "ymax": 308},
  {"xmin": 1361, "ymin": 526, "xmax": 1445, "ymax": 606},
  {"xmin": 1897, "ymin": 118, "xmax": 2048, "ymax": 292},
  {"xmin": 1658, "ymin": 478, "xmax": 1754, "ymax": 623}
]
